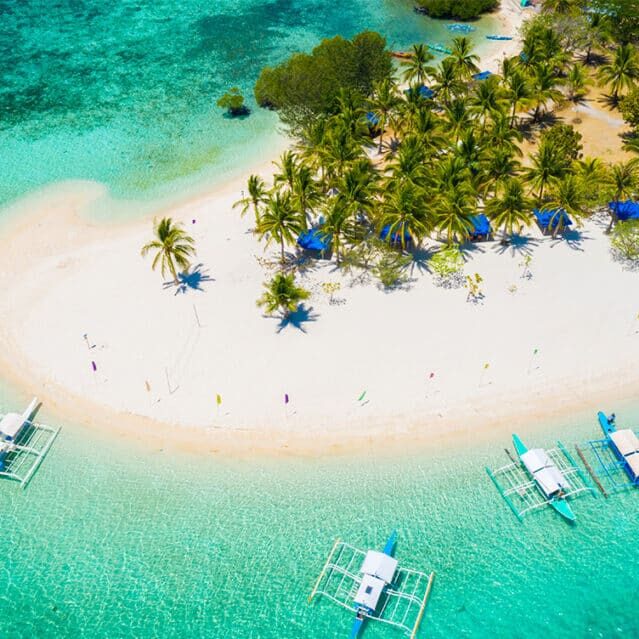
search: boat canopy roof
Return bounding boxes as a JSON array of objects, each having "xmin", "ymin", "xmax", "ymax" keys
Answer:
[
  {"xmin": 0, "ymin": 398, "xmax": 38, "ymax": 441},
  {"xmin": 521, "ymin": 448, "xmax": 571, "ymax": 497},
  {"xmin": 360, "ymin": 550, "xmax": 397, "ymax": 584},
  {"xmin": 610, "ymin": 429, "xmax": 639, "ymax": 456},
  {"xmin": 354, "ymin": 574, "xmax": 385, "ymax": 612}
]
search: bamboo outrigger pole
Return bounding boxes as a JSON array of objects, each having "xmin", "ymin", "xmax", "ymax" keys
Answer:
[{"xmin": 308, "ymin": 538, "xmax": 341, "ymax": 603}]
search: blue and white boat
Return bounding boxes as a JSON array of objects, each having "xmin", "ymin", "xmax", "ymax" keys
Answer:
[
  {"xmin": 447, "ymin": 23, "xmax": 475, "ymax": 33},
  {"xmin": 597, "ymin": 412, "xmax": 639, "ymax": 485},
  {"xmin": 486, "ymin": 35, "xmax": 513, "ymax": 41},
  {"xmin": 512, "ymin": 434, "xmax": 577, "ymax": 522}
]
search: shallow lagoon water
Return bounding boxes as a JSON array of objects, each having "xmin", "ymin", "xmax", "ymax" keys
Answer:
[
  {"xmin": 0, "ymin": 380, "xmax": 638, "ymax": 638},
  {"xmin": 0, "ymin": 0, "xmax": 496, "ymax": 211}
]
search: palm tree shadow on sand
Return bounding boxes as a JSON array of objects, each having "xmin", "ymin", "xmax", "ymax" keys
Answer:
[
  {"xmin": 493, "ymin": 234, "xmax": 539, "ymax": 257},
  {"xmin": 163, "ymin": 263, "xmax": 215, "ymax": 294},
  {"xmin": 276, "ymin": 304, "xmax": 319, "ymax": 334}
]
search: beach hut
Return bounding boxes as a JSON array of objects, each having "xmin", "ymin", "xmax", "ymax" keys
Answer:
[
  {"xmin": 608, "ymin": 200, "xmax": 639, "ymax": 221},
  {"xmin": 533, "ymin": 208, "xmax": 572, "ymax": 235},
  {"xmin": 297, "ymin": 227, "xmax": 331, "ymax": 258},
  {"xmin": 472, "ymin": 71, "xmax": 493, "ymax": 81},
  {"xmin": 380, "ymin": 224, "xmax": 412, "ymax": 248},
  {"xmin": 469, "ymin": 214, "xmax": 492, "ymax": 241}
]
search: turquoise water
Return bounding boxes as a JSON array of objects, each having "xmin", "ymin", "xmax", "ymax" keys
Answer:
[
  {"xmin": 1, "ymin": 378, "xmax": 638, "ymax": 637},
  {"xmin": 0, "ymin": 0, "xmax": 494, "ymax": 211}
]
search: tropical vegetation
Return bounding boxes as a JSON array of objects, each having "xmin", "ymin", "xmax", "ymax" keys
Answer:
[{"xmin": 141, "ymin": 217, "xmax": 196, "ymax": 284}]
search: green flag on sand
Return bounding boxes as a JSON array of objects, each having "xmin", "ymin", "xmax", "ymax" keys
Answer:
[{"xmin": 358, "ymin": 390, "xmax": 367, "ymax": 402}]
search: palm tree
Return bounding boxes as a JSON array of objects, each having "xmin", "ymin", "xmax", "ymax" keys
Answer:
[
  {"xmin": 378, "ymin": 180, "xmax": 431, "ymax": 250},
  {"xmin": 530, "ymin": 64, "xmax": 563, "ymax": 122},
  {"xmin": 505, "ymin": 69, "xmax": 531, "ymax": 127},
  {"xmin": 435, "ymin": 183, "xmax": 477, "ymax": 245},
  {"xmin": 322, "ymin": 196, "xmax": 353, "ymax": 264},
  {"xmin": 565, "ymin": 64, "xmax": 591, "ymax": 102},
  {"xmin": 257, "ymin": 191, "xmax": 306, "ymax": 263},
  {"xmin": 583, "ymin": 13, "xmax": 612, "ymax": 65},
  {"xmin": 483, "ymin": 146, "xmax": 522, "ymax": 198},
  {"xmin": 605, "ymin": 160, "xmax": 639, "ymax": 231},
  {"xmin": 547, "ymin": 174, "xmax": 587, "ymax": 238},
  {"xmin": 598, "ymin": 43, "xmax": 639, "ymax": 101},
  {"xmin": 442, "ymin": 96, "xmax": 472, "ymax": 142},
  {"xmin": 368, "ymin": 78, "xmax": 401, "ymax": 153},
  {"xmin": 401, "ymin": 44, "xmax": 435, "ymax": 86},
  {"xmin": 432, "ymin": 57, "xmax": 463, "ymax": 105},
  {"xmin": 257, "ymin": 273, "xmax": 310, "ymax": 319},
  {"xmin": 485, "ymin": 178, "xmax": 533, "ymax": 241},
  {"xmin": 525, "ymin": 141, "xmax": 567, "ymax": 199},
  {"xmin": 471, "ymin": 75, "xmax": 505, "ymax": 133},
  {"xmin": 141, "ymin": 217, "xmax": 196, "ymax": 284},
  {"xmin": 273, "ymin": 151, "xmax": 298, "ymax": 191},
  {"xmin": 390, "ymin": 134, "xmax": 427, "ymax": 186},
  {"xmin": 450, "ymin": 37, "xmax": 480, "ymax": 80},
  {"xmin": 292, "ymin": 164, "xmax": 320, "ymax": 220},
  {"xmin": 320, "ymin": 123, "xmax": 363, "ymax": 187},
  {"xmin": 233, "ymin": 174, "xmax": 268, "ymax": 227},
  {"xmin": 338, "ymin": 159, "xmax": 379, "ymax": 222}
]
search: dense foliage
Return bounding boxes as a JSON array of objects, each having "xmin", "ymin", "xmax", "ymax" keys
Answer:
[
  {"xmin": 254, "ymin": 32, "xmax": 392, "ymax": 131},
  {"xmin": 243, "ymin": 5, "xmax": 639, "ymax": 301},
  {"xmin": 217, "ymin": 88, "xmax": 249, "ymax": 116},
  {"xmin": 415, "ymin": 0, "xmax": 498, "ymax": 20}
]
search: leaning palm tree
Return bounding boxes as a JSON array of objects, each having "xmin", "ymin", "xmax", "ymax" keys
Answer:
[
  {"xmin": 256, "ymin": 191, "xmax": 306, "ymax": 264},
  {"xmin": 485, "ymin": 178, "xmax": 533, "ymax": 242},
  {"xmin": 368, "ymin": 78, "xmax": 401, "ymax": 153},
  {"xmin": 233, "ymin": 174, "xmax": 268, "ymax": 227},
  {"xmin": 605, "ymin": 160, "xmax": 639, "ymax": 231},
  {"xmin": 401, "ymin": 44, "xmax": 435, "ymax": 87},
  {"xmin": 598, "ymin": 43, "xmax": 639, "ymax": 101},
  {"xmin": 141, "ymin": 217, "xmax": 196, "ymax": 285},
  {"xmin": 273, "ymin": 151, "xmax": 299, "ymax": 191},
  {"xmin": 450, "ymin": 37, "xmax": 480, "ymax": 81},
  {"xmin": 257, "ymin": 272, "xmax": 310, "ymax": 319}
]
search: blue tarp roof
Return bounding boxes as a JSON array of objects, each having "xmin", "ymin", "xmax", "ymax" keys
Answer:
[
  {"xmin": 470, "ymin": 214, "xmax": 491, "ymax": 236},
  {"xmin": 609, "ymin": 200, "xmax": 639, "ymax": 220},
  {"xmin": 404, "ymin": 85, "xmax": 435, "ymax": 99},
  {"xmin": 472, "ymin": 71, "xmax": 492, "ymax": 81},
  {"xmin": 533, "ymin": 208, "xmax": 572, "ymax": 230},
  {"xmin": 380, "ymin": 224, "xmax": 412, "ymax": 244},
  {"xmin": 297, "ymin": 227, "xmax": 331, "ymax": 251},
  {"xmin": 366, "ymin": 111, "xmax": 380, "ymax": 126}
]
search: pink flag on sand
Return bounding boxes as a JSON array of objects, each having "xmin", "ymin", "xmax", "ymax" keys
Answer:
[
  {"xmin": 284, "ymin": 393, "xmax": 289, "ymax": 404},
  {"xmin": 429, "ymin": 372, "xmax": 435, "ymax": 379}
]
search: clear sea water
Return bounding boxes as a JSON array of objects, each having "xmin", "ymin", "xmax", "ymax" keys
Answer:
[
  {"xmin": 0, "ymin": 0, "xmax": 496, "ymax": 212},
  {"xmin": 1, "ymin": 377, "xmax": 638, "ymax": 638}
]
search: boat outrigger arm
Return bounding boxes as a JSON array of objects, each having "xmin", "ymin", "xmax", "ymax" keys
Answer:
[{"xmin": 309, "ymin": 531, "xmax": 435, "ymax": 638}]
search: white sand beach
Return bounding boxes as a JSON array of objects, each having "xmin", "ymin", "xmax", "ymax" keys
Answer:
[{"xmin": 3, "ymin": 4, "xmax": 637, "ymax": 456}]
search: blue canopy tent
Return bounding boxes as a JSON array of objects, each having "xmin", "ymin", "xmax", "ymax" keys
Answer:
[
  {"xmin": 533, "ymin": 208, "xmax": 572, "ymax": 234},
  {"xmin": 404, "ymin": 85, "xmax": 435, "ymax": 100},
  {"xmin": 297, "ymin": 227, "xmax": 331, "ymax": 255},
  {"xmin": 469, "ymin": 214, "xmax": 492, "ymax": 240},
  {"xmin": 380, "ymin": 224, "xmax": 412, "ymax": 247},
  {"xmin": 472, "ymin": 71, "xmax": 493, "ymax": 81},
  {"xmin": 366, "ymin": 111, "xmax": 380, "ymax": 128},
  {"xmin": 608, "ymin": 200, "xmax": 639, "ymax": 221}
]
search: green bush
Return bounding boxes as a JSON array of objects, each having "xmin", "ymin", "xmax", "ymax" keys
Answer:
[
  {"xmin": 373, "ymin": 250, "xmax": 411, "ymax": 289},
  {"xmin": 620, "ymin": 89, "xmax": 639, "ymax": 131},
  {"xmin": 611, "ymin": 219, "xmax": 639, "ymax": 261},
  {"xmin": 540, "ymin": 124, "xmax": 583, "ymax": 161},
  {"xmin": 217, "ymin": 87, "xmax": 249, "ymax": 116},
  {"xmin": 415, "ymin": 0, "xmax": 498, "ymax": 20},
  {"xmin": 430, "ymin": 245, "xmax": 464, "ymax": 280},
  {"xmin": 254, "ymin": 31, "xmax": 392, "ymax": 131}
]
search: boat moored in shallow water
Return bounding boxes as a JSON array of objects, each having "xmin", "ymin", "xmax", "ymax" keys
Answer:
[{"xmin": 597, "ymin": 412, "xmax": 639, "ymax": 485}]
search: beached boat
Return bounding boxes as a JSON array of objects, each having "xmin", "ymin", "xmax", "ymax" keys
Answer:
[
  {"xmin": 427, "ymin": 43, "xmax": 452, "ymax": 55},
  {"xmin": 0, "ymin": 398, "xmax": 60, "ymax": 488},
  {"xmin": 391, "ymin": 51, "xmax": 412, "ymax": 60},
  {"xmin": 486, "ymin": 35, "xmax": 513, "ymax": 40},
  {"xmin": 512, "ymin": 434, "xmax": 576, "ymax": 522},
  {"xmin": 597, "ymin": 412, "xmax": 639, "ymax": 485},
  {"xmin": 309, "ymin": 531, "xmax": 435, "ymax": 638}
]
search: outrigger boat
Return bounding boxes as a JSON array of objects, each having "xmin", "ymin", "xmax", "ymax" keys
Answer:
[
  {"xmin": 446, "ymin": 23, "xmax": 476, "ymax": 33},
  {"xmin": 512, "ymin": 434, "xmax": 576, "ymax": 522},
  {"xmin": 597, "ymin": 412, "xmax": 639, "ymax": 485},
  {"xmin": 486, "ymin": 34, "xmax": 513, "ymax": 40},
  {"xmin": 350, "ymin": 531, "xmax": 397, "ymax": 638},
  {"xmin": 309, "ymin": 531, "xmax": 435, "ymax": 638},
  {"xmin": 391, "ymin": 51, "xmax": 412, "ymax": 60}
]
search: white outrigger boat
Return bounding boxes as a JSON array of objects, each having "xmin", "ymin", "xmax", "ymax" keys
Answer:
[{"xmin": 0, "ymin": 398, "xmax": 60, "ymax": 487}]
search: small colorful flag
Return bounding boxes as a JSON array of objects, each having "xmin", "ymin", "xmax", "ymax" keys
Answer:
[
  {"xmin": 91, "ymin": 361, "xmax": 97, "ymax": 372},
  {"xmin": 145, "ymin": 380, "xmax": 151, "ymax": 392},
  {"xmin": 429, "ymin": 372, "xmax": 435, "ymax": 379},
  {"xmin": 284, "ymin": 393, "xmax": 289, "ymax": 404},
  {"xmin": 533, "ymin": 348, "xmax": 539, "ymax": 355},
  {"xmin": 357, "ymin": 390, "xmax": 367, "ymax": 402},
  {"xmin": 216, "ymin": 394, "xmax": 222, "ymax": 406},
  {"xmin": 483, "ymin": 362, "xmax": 489, "ymax": 370}
]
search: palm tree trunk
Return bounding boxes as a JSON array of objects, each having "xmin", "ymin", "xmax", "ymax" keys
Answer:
[
  {"xmin": 280, "ymin": 238, "xmax": 285, "ymax": 264},
  {"xmin": 167, "ymin": 254, "xmax": 179, "ymax": 285}
]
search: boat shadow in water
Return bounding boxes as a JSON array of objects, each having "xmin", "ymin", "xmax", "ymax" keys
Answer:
[
  {"xmin": 276, "ymin": 304, "xmax": 319, "ymax": 334},
  {"xmin": 164, "ymin": 264, "xmax": 215, "ymax": 294}
]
